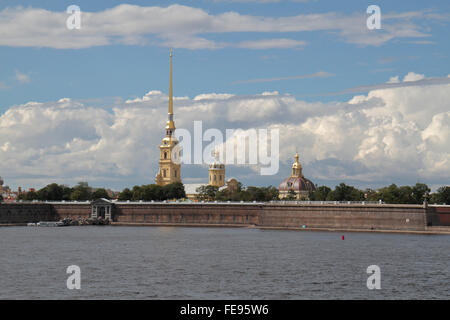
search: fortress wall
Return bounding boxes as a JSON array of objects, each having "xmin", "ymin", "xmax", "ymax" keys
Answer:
[
  {"xmin": 428, "ymin": 206, "xmax": 450, "ymax": 226},
  {"xmin": 114, "ymin": 203, "xmax": 260, "ymax": 225},
  {"xmin": 52, "ymin": 203, "xmax": 91, "ymax": 220},
  {"xmin": 0, "ymin": 203, "xmax": 56, "ymax": 223},
  {"xmin": 1, "ymin": 202, "xmax": 441, "ymax": 231},
  {"xmin": 260, "ymin": 204, "xmax": 427, "ymax": 231}
]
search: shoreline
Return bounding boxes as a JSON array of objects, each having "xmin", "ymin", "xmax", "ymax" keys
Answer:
[{"xmin": 2, "ymin": 222, "xmax": 449, "ymax": 235}]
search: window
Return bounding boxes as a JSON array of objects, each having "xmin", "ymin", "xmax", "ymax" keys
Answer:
[
  {"xmin": 164, "ymin": 152, "xmax": 167, "ymax": 159},
  {"xmin": 163, "ymin": 169, "xmax": 167, "ymax": 177},
  {"xmin": 214, "ymin": 175, "xmax": 216, "ymax": 181},
  {"xmin": 219, "ymin": 175, "xmax": 222, "ymax": 181},
  {"xmin": 174, "ymin": 170, "xmax": 177, "ymax": 178}
]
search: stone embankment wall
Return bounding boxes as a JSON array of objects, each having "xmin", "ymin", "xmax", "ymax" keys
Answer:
[
  {"xmin": 2, "ymin": 201, "xmax": 448, "ymax": 231},
  {"xmin": 0, "ymin": 203, "xmax": 56, "ymax": 224},
  {"xmin": 260, "ymin": 204, "xmax": 427, "ymax": 231},
  {"xmin": 52, "ymin": 203, "xmax": 91, "ymax": 220},
  {"xmin": 114, "ymin": 203, "xmax": 261, "ymax": 225}
]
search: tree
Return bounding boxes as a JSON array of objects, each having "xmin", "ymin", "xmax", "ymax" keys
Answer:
[
  {"xmin": 412, "ymin": 183, "xmax": 430, "ymax": 204},
  {"xmin": 163, "ymin": 182, "xmax": 186, "ymax": 200},
  {"xmin": 118, "ymin": 188, "xmax": 133, "ymax": 201},
  {"xmin": 70, "ymin": 182, "xmax": 92, "ymax": 201},
  {"xmin": 310, "ymin": 186, "xmax": 331, "ymax": 201},
  {"xmin": 196, "ymin": 185, "xmax": 218, "ymax": 201},
  {"xmin": 0, "ymin": 194, "xmax": 3, "ymax": 202},
  {"xmin": 92, "ymin": 188, "xmax": 110, "ymax": 200},
  {"xmin": 326, "ymin": 183, "xmax": 364, "ymax": 201},
  {"xmin": 430, "ymin": 186, "xmax": 450, "ymax": 204},
  {"xmin": 35, "ymin": 183, "xmax": 72, "ymax": 201}
]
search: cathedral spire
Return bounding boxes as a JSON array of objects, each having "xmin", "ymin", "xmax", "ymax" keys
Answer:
[
  {"xmin": 165, "ymin": 48, "xmax": 175, "ymax": 135},
  {"xmin": 169, "ymin": 48, "xmax": 173, "ymax": 117}
]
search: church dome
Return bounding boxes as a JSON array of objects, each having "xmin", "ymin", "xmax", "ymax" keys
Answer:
[
  {"xmin": 278, "ymin": 153, "xmax": 316, "ymax": 193},
  {"xmin": 278, "ymin": 176, "xmax": 316, "ymax": 192}
]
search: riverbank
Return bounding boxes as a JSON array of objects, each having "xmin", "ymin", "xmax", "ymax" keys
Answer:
[
  {"xmin": 110, "ymin": 222, "xmax": 450, "ymax": 235},
  {"xmin": 2, "ymin": 222, "xmax": 450, "ymax": 234}
]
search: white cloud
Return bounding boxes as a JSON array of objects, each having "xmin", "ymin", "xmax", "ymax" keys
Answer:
[
  {"xmin": 0, "ymin": 5, "xmax": 442, "ymax": 49},
  {"xmin": 0, "ymin": 72, "xmax": 449, "ymax": 189},
  {"xmin": 236, "ymin": 38, "xmax": 306, "ymax": 49},
  {"xmin": 15, "ymin": 70, "xmax": 31, "ymax": 83}
]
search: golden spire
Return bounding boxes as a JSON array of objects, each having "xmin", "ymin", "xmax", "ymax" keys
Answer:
[
  {"xmin": 165, "ymin": 48, "xmax": 175, "ymax": 133},
  {"xmin": 169, "ymin": 48, "xmax": 173, "ymax": 116}
]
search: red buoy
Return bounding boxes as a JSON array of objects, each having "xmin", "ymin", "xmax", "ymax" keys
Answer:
[{"xmin": 341, "ymin": 235, "xmax": 345, "ymax": 240}]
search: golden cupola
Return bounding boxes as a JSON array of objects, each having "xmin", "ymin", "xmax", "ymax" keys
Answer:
[{"xmin": 291, "ymin": 153, "xmax": 303, "ymax": 177}]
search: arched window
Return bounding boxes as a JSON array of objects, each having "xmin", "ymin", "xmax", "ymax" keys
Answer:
[
  {"xmin": 163, "ymin": 169, "xmax": 167, "ymax": 177},
  {"xmin": 174, "ymin": 170, "xmax": 177, "ymax": 178},
  {"xmin": 164, "ymin": 152, "xmax": 167, "ymax": 160}
]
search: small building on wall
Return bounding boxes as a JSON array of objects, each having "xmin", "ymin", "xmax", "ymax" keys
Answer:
[
  {"xmin": 91, "ymin": 198, "xmax": 114, "ymax": 220},
  {"xmin": 278, "ymin": 153, "xmax": 316, "ymax": 200}
]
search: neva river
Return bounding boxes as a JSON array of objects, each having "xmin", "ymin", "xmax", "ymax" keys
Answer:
[{"xmin": 0, "ymin": 226, "xmax": 448, "ymax": 299}]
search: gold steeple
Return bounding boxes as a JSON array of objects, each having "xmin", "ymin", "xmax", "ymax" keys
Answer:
[
  {"xmin": 166, "ymin": 48, "xmax": 175, "ymax": 132},
  {"xmin": 291, "ymin": 153, "xmax": 303, "ymax": 177},
  {"xmin": 156, "ymin": 49, "xmax": 181, "ymax": 186}
]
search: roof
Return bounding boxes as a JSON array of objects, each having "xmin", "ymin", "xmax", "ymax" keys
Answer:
[
  {"xmin": 279, "ymin": 176, "xmax": 316, "ymax": 192},
  {"xmin": 184, "ymin": 183, "xmax": 207, "ymax": 195}
]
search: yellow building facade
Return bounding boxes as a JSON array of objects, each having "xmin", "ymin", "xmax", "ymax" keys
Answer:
[{"xmin": 208, "ymin": 150, "xmax": 225, "ymax": 187}]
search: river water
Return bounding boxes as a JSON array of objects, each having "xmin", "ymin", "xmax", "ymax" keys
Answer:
[{"xmin": 0, "ymin": 226, "xmax": 448, "ymax": 299}]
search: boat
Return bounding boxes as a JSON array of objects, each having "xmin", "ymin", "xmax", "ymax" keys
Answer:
[{"xmin": 37, "ymin": 221, "xmax": 65, "ymax": 227}]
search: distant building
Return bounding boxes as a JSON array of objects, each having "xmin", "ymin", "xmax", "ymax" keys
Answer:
[
  {"xmin": 226, "ymin": 178, "xmax": 239, "ymax": 193},
  {"xmin": 208, "ymin": 150, "xmax": 225, "ymax": 188},
  {"xmin": 278, "ymin": 153, "xmax": 316, "ymax": 200}
]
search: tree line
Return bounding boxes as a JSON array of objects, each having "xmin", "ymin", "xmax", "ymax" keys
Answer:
[
  {"xmin": 195, "ymin": 183, "xmax": 279, "ymax": 202},
  {"xmin": 117, "ymin": 182, "xmax": 185, "ymax": 201},
  {"xmin": 16, "ymin": 182, "xmax": 111, "ymax": 201},
  {"xmin": 309, "ymin": 183, "xmax": 450, "ymax": 204},
  {"xmin": 9, "ymin": 181, "xmax": 450, "ymax": 205}
]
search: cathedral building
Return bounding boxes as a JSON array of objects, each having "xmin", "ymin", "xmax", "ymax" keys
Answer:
[
  {"xmin": 278, "ymin": 153, "xmax": 316, "ymax": 200},
  {"xmin": 155, "ymin": 49, "xmax": 181, "ymax": 186}
]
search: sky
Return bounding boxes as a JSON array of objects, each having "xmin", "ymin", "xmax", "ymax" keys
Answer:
[{"xmin": 0, "ymin": 0, "xmax": 449, "ymax": 191}]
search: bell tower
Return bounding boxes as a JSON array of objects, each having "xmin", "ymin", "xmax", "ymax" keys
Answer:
[
  {"xmin": 208, "ymin": 150, "xmax": 225, "ymax": 188},
  {"xmin": 155, "ymin": 49, "xmax": 181, "ymax": 186}
]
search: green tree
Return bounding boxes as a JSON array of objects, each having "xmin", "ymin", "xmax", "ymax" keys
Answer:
[
  {"xmin": 118, "ymin": 188, "xmax": 133, "ymax": 201},
  {"xmin": 35, "ymin": 183, "xmax": 72, "ymax": 201},
  {"xmin": 430, "ymin": 186, "xmax": 450, "ymax": 204},
  {"xmin": 412, "ymin": 183, "xmax": 430, "ymax": 204},
  {"xmin": 163, "ymin": 182, "xmax": 186, "ymax": 200},
  {"xmin": 131, "ymin": 185, "xmax": 144, "ymax": 201},
  {"xmin": 326, "ymin": 183, "xmax": 364, "ymax": 201},
  {"xmin": 310, "ymin": 186, "xmax": 331, "ymax": 201},
  {"xmin": 196, "ymin": 185, "xmax": 219, "ymax": 201},
  {"xmin": 70, "ymin": 182, "xmax": 92, "ymax": 201},
  {"xmin": 92, "ymin": 188, "xmax": 110, "ymax": 200}
]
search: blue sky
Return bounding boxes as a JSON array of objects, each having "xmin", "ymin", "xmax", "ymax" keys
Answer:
[
  {"xmin": 1, "ymin": 0, "xmax": 449, "ymax": 109},
  {"xmin": 0, "ymin": 0, "xmax": 449, "ymax": 191}
]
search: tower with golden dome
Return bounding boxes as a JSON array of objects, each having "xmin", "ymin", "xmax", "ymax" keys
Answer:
[
  {"xmin": 278, "ymin": 153, "xmax": 316, "ymax": 199},
  {"xmin": 155, "ymin": 49, "xmax": 181, "ymax": 186}
]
